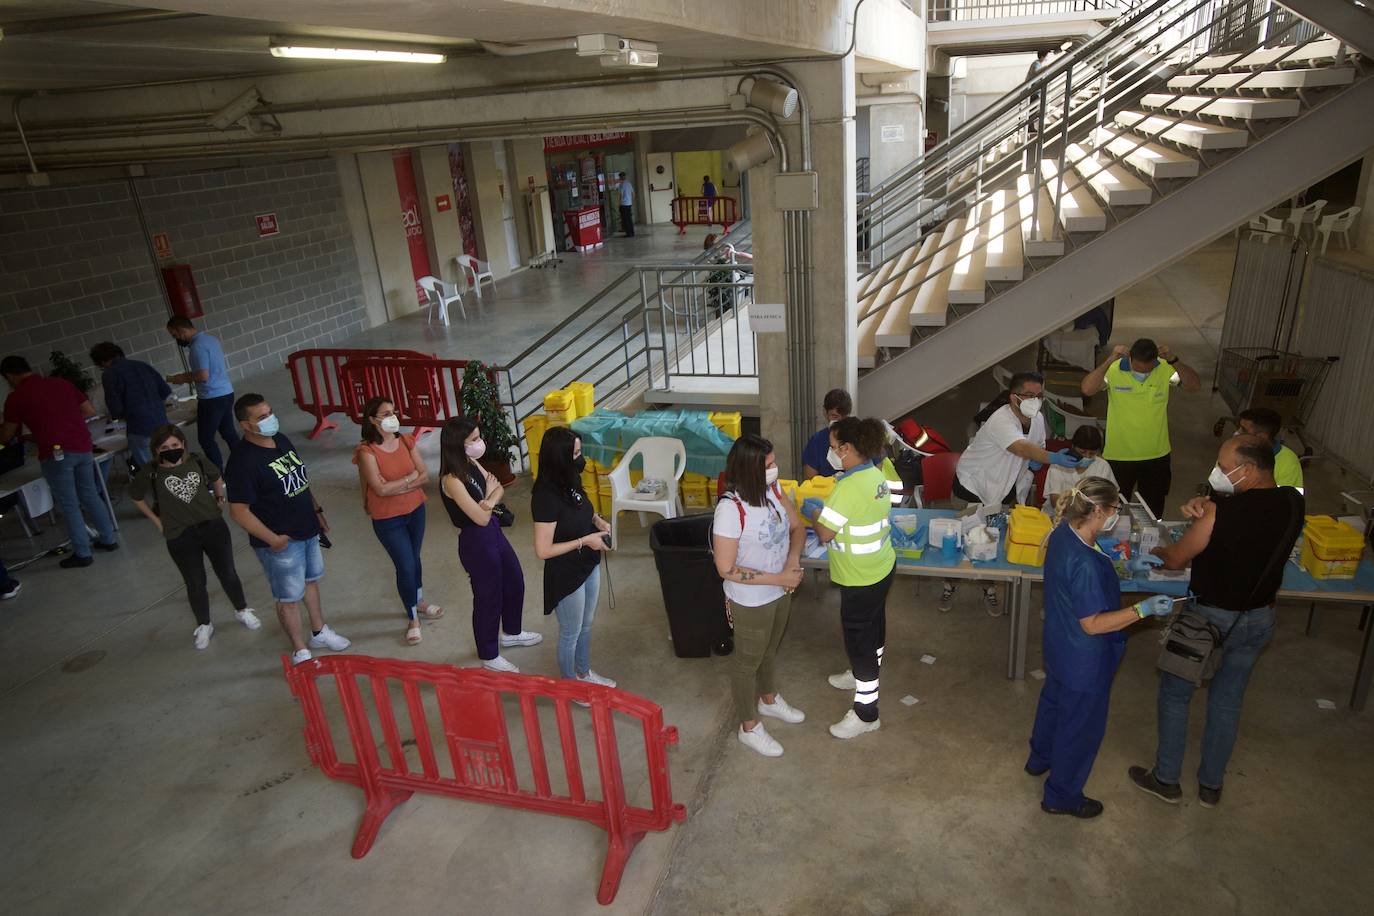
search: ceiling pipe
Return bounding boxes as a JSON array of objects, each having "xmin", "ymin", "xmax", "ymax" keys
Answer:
[
  {"xmin": 477, "ymin": 38, "xmax": 577, "ymax": 56},
  {"xmin": 0, "ymin": 9, "xmax": 203, "ymax": 35}
]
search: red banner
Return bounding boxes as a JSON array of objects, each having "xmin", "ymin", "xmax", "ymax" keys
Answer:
[
  {"xmin": 447, "ymin": 144, "xmax": 479, "ymax": 262},
  {"xmin": 392, "ymin": 150, "xmax": 432, "ymax": 306},
  {"xmin": 543, "ymin": 131, "xmax": 632, "ymax": 154}
]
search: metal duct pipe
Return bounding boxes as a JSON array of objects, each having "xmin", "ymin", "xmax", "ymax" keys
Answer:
[
  {"xmin": 0, "ymin": 8, "xmax": 203, "ymax": 35},
  {"xmin": 478, "ymin": 39, "xmax": 577, "ymax": 56},
  {"xmin": 11, "ymin": 98, "xmax": 39, "ymax": 175}
]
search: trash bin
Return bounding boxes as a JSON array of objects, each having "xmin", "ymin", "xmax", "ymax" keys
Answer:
[{"xmin": 649, "ymin": 515, "xmax": 733, "ymax": 658}]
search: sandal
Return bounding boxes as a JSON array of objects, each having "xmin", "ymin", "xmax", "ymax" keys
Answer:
[
  {"xmin": 418, "ymin": 603, "xmax": 444, "ymax": 620},
  {"xmin": 405, "ymin": 624, "xmax": 422, "ymax": 646}
]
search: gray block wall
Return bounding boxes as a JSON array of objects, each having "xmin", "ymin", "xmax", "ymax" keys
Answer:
[{"xmin": 0, "ymin": 157, "xmax": 368, "ymax": 402}]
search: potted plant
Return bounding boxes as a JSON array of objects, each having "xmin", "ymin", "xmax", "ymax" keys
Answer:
[
  {"xmin": 459, "ymin": 360, "xmax": 518, "ymax": 485},
  {"xmin": 49, "ymin": 350, "xmax": 95, "ymax": 395}
]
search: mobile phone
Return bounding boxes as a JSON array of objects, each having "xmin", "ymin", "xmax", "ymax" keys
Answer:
[
  {"xmin": 319, "ymin": 532, "xmax": 333, "ymax": 549},
  {"xmin": 1067, "ymin": 448, "xmax": 1084, "ymax": 462},
  {"xmin": 601, "ymin": 534, "xmax": 613, "ymax": 548}
]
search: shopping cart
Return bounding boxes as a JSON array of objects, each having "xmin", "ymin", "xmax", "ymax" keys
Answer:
[{"xmin": 1211, "ymin": 347, "xmax": 1336, "ymax": 437}]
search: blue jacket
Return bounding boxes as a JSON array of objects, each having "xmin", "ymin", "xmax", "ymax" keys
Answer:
[
  {"xmin": 102, "ymin": 358, "xmax": 171, "ymax": 436},
  {"xmin": 1041, "ymin": 523, "xmax": 1126, "ymax": 694},
  {"xmin": 802, "ymin": 426, "xmax": 836, "ymax": 477}
]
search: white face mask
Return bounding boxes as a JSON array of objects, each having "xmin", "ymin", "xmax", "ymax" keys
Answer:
[
  {"xmin": 1101, "ymin": 510, "xmax": 1119, "ymax": 532},
  {"xmin": 765, "ymin": 466, "xmax": 779, "ymax": 485},
  {"xmin": 1208, "ymin": 463, "xmax": 1243, "ymax": 495},
  {"xmin": 826, "ymin": 447, "xmax": 844, "ymax": 471},
  {"xmin": 1017, "ymin": 396, "xmax": 1043, "ymax": 419},
  {"xmin": 378, "ymin": 415, "xmax": 401, "ymax": 434}
]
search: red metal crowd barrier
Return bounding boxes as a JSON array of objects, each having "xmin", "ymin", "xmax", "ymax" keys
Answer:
[
  {"xmin": 285, "ymin": 348, "xmax": 432, "ymax": 438},
  {"xmin": 670, "ymin": 196, "xmax": 738, "ymax": 234},
  {"xmin": 341, "ymin": 357, "xmax": 498, "ymax": 436},
  {"xmin": 283, "ymin": 654, "xmax": 686, "ymax": 905}
]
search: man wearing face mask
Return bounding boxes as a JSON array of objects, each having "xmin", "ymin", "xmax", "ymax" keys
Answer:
[
  {"xmin": 1129, "ymin": 435, "xmax": 1303, "ymax": 809},
  {"xmin": 225, "ymin": 393, "xmax": 350, "ymax": 665},
  {"xmin": 1081, "ymin": 338, "xmax": 1201, "ymax": 517},
  {"xmin": 947, "ymin": 372, "xmax": 1086, "ymax": 612},
  {"xmin": 165, "ymin": 317, "xmax": 238, "ymax": 472}
]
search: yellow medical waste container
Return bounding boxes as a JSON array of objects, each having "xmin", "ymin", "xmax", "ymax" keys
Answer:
[
  {"xmin": 1007, "ymin": 506, "xmax": 1052, "ymax": 567},
  {"xmin": 543, "ymin": 389, "xmax": 577, "ymax": 425},
  {"xmin": 568, "ymin": 381, "xmax": 595, "ymax": 417},
  {"xmin": 709, "ymin": 411, "xmax": 742, "ymax": 440},
  {"xmin": 1300, "ymin": 515, "xmax": 1364, "ymax": 580}
]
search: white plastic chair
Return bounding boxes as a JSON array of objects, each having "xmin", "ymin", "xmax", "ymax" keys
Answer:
[
  {"xmin": 1246, "ymin": 214, "xmax": 1285, "ymax": 242},
  {"xmin": 418, "ymin": 275, "xmax": 466, "ymax": 325},
  {"xmin": 1286, "ymin": 200, "xmax": 1326, "ymax": 242},
  {"xmin": 1315, "ymin": 205, "xmax": 1360, "ymax": 254},
  {"xmin": 456, "ymin": 255, "xmax": 497, "ymax": 299},
  {"xmin": 607, "ymin": 436, "xmax": 686, "ymax": 549}
]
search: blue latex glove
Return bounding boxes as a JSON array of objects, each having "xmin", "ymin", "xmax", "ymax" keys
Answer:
[
  {"xmin": 1047, "ymin": 448, "xmax": 1083, "ymax": 469},
  {"xmin": 1135, "ymin": 595, "xmax": 1173, "ymax": 618},
  {"xmin": 1125, "ymin": 554, "xmax": 1164, "ymax": 575},
  {"xmin": 801, "ymin": 498, "xmax": 823, "ymax": 521},
  {"xmin": 1027, "ymin": 460, "xmax": 1044, "ymax": 472}
]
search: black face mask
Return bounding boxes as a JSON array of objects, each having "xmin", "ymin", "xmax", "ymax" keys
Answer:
[
  {"xmin": 175, "ymin": 338, "xmax": 191, "ymax": 348},
  {"xmin": 573, "ymin": 456, "xmax": 587, "ymax": 475},
  {"xmin": 159, "ymin": 448, "xmax": 185, "ymax": 464}
]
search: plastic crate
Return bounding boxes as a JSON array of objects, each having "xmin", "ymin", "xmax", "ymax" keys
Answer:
[
  {"xmin": 1300, "ymin": 515, "xmax": 1363, "ymax": 580},
  {"xmin": 568, "ymin": 381, "xmax": 595, "ymax": 417},
  {"xmin": 708, "ymin": 411, "xmax": 742, "ymax": 440}
]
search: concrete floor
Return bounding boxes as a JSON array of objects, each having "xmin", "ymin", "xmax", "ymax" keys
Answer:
[{"xmin": 4, "ymin": 229, "xmax": 1373, "ymax": 916}]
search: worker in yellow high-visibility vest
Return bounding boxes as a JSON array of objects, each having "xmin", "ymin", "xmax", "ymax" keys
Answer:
[
  {"xmin": 1236, "ymin": 407, "xmax": 1304, "ymax": 493},
  {"xmin": 801, "ymin": 417, "xmax": 896, "ymax": 740}
]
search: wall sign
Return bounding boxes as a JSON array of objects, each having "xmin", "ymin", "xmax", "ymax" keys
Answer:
[
  {"xmin": 880, "ymin": 124, "xmax": 905, "ymax": 143},
  {"xmin": 543, "ymin": 131, "xmax": 632, "ymax": 154},
  {"xmin": 152, "ymin": 232, "xmax": 172, "ymax": 258},
  {"xmin": 748, "ymin": 302, "xmax": 786, "ymax": 333},
  {"xmin": 255, "ymin": 213, "xmax": 280, "ymax": 237},
  {"xmin": 435, "ymin": 194, "xmax": 452, "ymax": 212}
]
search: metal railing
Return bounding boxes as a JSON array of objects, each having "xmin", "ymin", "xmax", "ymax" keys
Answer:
[
  {"xmin": 854, "ymin": 0, "xmax": 1358, "ymax": 353},
  {"xmin": 927, "ymin": 0, "xmax": 1136, "ymax": 21}
]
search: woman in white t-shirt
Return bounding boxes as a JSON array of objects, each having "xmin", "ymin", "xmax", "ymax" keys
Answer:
[{"xmin": 712, "ymin": 434, "xmax": 807, "ymax": 758}]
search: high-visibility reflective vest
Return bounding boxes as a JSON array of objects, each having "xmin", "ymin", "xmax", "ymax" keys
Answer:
[
  {"xmin": 880, "ymin": 456, "xmax": 905, "ymax": 507},
  {"xmin": 818, "ymin": 463, "xmax": 897, "ymax": 586}
]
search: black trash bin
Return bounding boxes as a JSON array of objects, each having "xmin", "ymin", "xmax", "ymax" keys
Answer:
[{"xmin": 649, "ymin": 515, "xmax": 733, "ymax": 658}]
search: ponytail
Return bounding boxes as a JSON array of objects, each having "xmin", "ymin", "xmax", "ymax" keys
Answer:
[{"xmin": 1054, "ymin": 476, "xmax": 1120, "ymax": 526}]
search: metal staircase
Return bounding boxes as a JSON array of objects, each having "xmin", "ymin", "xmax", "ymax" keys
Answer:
[{"xmin": 854, "ymin": 0, "xmax": 1374, "ymax": 421}]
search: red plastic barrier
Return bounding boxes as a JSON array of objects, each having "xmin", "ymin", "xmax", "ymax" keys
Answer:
[
  {"xmin": 670, "ymin": 196, "xmax": 738, "ymax": 234},
  {"xmin": 283, "ymin": 654, "xmax": 686, "ymax": 905},
  {"xmin": 341, "ymin": 357, "xmax": 498, "ymax": 437},
  {"xmin": 285, "ymin": 348, "xmax": 432, "ymax": 438}
]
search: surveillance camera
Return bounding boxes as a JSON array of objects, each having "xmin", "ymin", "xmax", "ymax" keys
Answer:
[{"xmin": 208, "ymin": 87, "xmax": 264, "ymax": 131}]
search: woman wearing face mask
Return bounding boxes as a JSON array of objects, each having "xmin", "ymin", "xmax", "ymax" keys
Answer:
[
  {"xmin": 129, "ymin": 424, "xmax": 259, "ymax": 651},
  {"xmin": 800, "ymin": 417, "xmax": 897, "ymax": 741},
  {"xmin": 531, "ymin": 427, "xmax": 614, "ymax": 687},
  {"xmin": 439, "ymin": 417, "xmax": 540, "ymax": 671},
  {"xmin": 1042, "ymin": 425, "xmax": 1117, "ymax": 511},
  {"xmin": 1025, "ymin": 476, "xmax": 1173, "ymax": 819},
  {"xmin": 713, "ymin": 434, "xmax": 807, "ymax": 757},
  {"xmin": 354, "ymin": 397, "xmax": 441, "ymax": 646}
]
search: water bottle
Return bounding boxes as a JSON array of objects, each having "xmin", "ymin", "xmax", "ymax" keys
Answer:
[{"xmin": 52, "ymin": 444, "xmax": 64, "ymax": 462}]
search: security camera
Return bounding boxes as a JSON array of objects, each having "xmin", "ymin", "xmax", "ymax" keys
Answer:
[{"xmin": 208, "ymin": 87, "xmax": 264, "ymax": 131}]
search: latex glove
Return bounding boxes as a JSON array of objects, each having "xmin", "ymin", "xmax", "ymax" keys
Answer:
[
  {"xmin": 1124, "ymin": 554, "xmax": 1164, "ymax": 575},
  {"xmin": 1027, "ymin": 460, "xmax": 1044, "ymax": 472},
  {"xmin": 1135, "ymin": 595, "xmax": 1174, "ymax": 618},
  {"xmin": 1047, "ymin": 449, "xmax": 1082, "ymax": 469},
  {"xmin": 801, "ymin": 498, "xmax": 823, "ymax": 521}
]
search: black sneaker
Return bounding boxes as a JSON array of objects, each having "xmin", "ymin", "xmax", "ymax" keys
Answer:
[
  {"xmin": 59, "ymin": 554, "xmax": 94, "ymax": 569},
  {"xmin": 93, "ymin": 540, "xmax": 119, "ymax": 552},
  {"xmin": 1129, "ymin": 765, "xmax": 1182, "ymax": 804},
  {"xmin": 1041, "ymin": 797, "xmax": 1104, "ymax": 819},
  {"xmin": 1198, "ymin": 784, "xmax": 1222, "ymax": 808},
  {"xmin": 1024, "ymin": 761, "xmax": 1049, "ymax": 777}
]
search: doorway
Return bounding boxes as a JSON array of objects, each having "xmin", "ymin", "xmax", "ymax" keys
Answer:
[
  {"xmin": 647, "ymin": 152, "xmax": 675, "ymax": 223},
  {"xmin": 496, "ymin": 143, "xmax": 521, "ymax": 271}
]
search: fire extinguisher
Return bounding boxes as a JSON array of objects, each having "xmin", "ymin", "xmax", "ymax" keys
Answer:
[{"xmin": 161, "ymin": 264, "xmax": 204, "ymax": 319}]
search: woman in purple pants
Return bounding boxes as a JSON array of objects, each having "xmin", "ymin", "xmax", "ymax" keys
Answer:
[{"xmin": 439, "ymin": 416, "xmax": 541, "ymax": 671}]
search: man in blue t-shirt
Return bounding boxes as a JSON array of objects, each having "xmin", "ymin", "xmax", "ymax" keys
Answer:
[
  {"xmin": 225, "ymin": 392, "xmax": 349, "ymax": 665},
  {"xmin": 800, "ymin": 388, "xmax": 853, "ymax": 479},
  {"xmin": 165, "ymin": 316, "xmax": 238, "ymax": 471}
]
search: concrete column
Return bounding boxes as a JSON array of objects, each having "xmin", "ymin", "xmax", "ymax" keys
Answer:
[
  {"xmin": 862, "ymin": 98, "xmax": 922, "ymax": 187},
  {"xmin": 355, "ymin": 149, "xmax": 421, "ymax": 320},
  {"xmin": 464, "ymin": 140, "xmax": 516, "ymax": 280},
  {"xmin": 508, "ymin": 137, "xmax": 548, "ymax": 267},
  {"xmin": 335, "ymin": 154, "xmax": 388, "ymax": 328},
  {"xmin": 753, "ymin": 57, "xmax": 858, "ymax": 473},
  {"xmin": 413, "ymin": 145, "xmax": 465, "ymax": 285},
  {"xmin": 1353, "ymin": 152, "xmax": 1374, "ymax": 257}
]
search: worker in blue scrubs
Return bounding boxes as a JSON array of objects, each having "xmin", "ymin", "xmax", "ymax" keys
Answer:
[{"xmin": 1026, "ymin": 476, "xmax": 1173, "ymax": 818}]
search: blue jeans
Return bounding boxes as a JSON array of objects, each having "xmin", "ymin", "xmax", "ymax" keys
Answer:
[
  {"xmin": 197, "ymin": 393, "xmax": 239, "ymax": 471},
  {"xmin": 372, "ymin": 505, "xmax": 426, "ymax": 620},
  {"xmin": 253, "ymin": 535, "xmax": 324, "ymax": 604},
  {"xmin": 554, "ymin": 565, "xmax": 601, "ymax": 679},
  {"xmin": 1155, "ymin": 601, "xmax": 1276, "ymax": 789},
  {"xmin": 127, "ymin": 433, "xmax": 152, "ymax": 470},
  {"xmin": 41, "ymin": 451, "xmax": 116, "ymax": 558}
]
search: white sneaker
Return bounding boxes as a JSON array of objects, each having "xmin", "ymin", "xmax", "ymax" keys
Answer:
[
  {"xmin": 579, "ymin": 670, "xmax": 617, "ymax": 688},
  {"xmin": 307, "ymin": 625, "xmax": 350, "ymax": 652},
  {"xmin": 829, "ymin": 709, "xmax": 881, "ymax": 740},
  {"xmin": 482, "ymin": 655, "xmax": 519, "ymax": 673},
  {"xmin": 983, "ymin": 586, "xmax": 1003, "ymax": 618},
  {"xmin": 500, "ymin": 630, "xmax": 544, "ymax": 648},
  {"xmin": 828, "ymin": 669, "xmax": 856, "ymax": 690},
  {"xmin": 758, "ymin": 695, "xmax": 806, "ymax": 724},
  {"xmin": 290, "ymin": 648, "xmax": 312, "ymax": 665},
  {"xmin": 939, "ymin": 582, "xmax": 956, "ymax": 613},
  {"xmin": 235, "ymin": 608, "xmax": 262, "ymax": 630},
  {"xmin": 193, "ymin": 623, "xmax": 214, "ymax": 650},
  {"xmin": 737, "ymin": 723, "xmax": 784, "ymax": 757}
]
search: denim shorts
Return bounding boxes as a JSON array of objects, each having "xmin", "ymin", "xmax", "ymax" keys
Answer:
[{"xmin": 254, "ymin": 535, "xmax": 324, "ymax": 603}]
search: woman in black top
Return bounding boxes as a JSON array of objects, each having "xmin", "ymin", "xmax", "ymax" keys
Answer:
[
  {"xmin": 439, "ymin": 417, "xmax": 540, "ymax": 672},
  {"xmin": 531, "ymin": 426, "xmax": 614, "ymax": 686}
]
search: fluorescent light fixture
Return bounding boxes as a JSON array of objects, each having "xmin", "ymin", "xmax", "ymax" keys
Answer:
[{"xmin": 270, "ymin": 42, "xmax": 446, "ymax": 63}]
